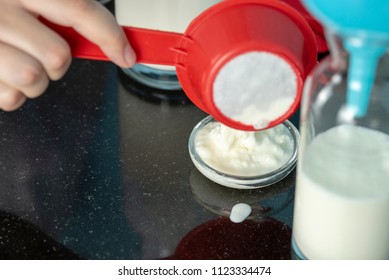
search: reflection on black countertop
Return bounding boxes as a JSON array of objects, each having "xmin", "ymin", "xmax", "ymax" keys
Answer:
[
  {"xmin": 0, "ymin": 58, "xmax": 297, "ymax": 260},
  {"xmin": 172, "ymin": 217, "xmax": 292, "ymax": 260},
  {"xmin": 0, "ymin": 211, "xmax": 81, "ymax": 259}
]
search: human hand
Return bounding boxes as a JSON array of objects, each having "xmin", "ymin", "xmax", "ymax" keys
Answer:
[{"xmin": 0, "ymin": 0, "xmax": 136, "ymax": 111}]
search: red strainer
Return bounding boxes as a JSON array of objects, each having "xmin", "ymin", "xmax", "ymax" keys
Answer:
[{"xmin": 46, "ymin": 0, "xmax": 317, "ymax": 130}]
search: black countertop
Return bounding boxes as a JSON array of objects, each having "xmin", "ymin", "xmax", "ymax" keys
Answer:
[{"xmin": 0, "ymin": 58, "xmax": 297, "ymax": 260}]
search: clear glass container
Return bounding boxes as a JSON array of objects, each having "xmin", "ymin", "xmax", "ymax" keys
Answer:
[
  {"xmin": 115, "ymin": 0, "xmax": 220, "ymax": 91},
  {"xmin": 188, "ymin": 116, "xmax": 299, "ymax": 189},
  {"xmin": 291, "ymin": 33, "xmax": 389, "ymax": 260}
]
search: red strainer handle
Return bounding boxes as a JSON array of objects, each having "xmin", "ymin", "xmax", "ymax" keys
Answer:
[{"xmin": 43, "ymin": 19, "xmax": 182, "ymax": 66}]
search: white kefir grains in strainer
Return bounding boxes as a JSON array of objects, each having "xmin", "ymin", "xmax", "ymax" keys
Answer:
[
  {"xmin": 194, "ymin": 121, "xmax": 294, "ymax": 177},
  {"xmin": 213, "ymin": 51, "xmax": 298, "ymax": 129}
]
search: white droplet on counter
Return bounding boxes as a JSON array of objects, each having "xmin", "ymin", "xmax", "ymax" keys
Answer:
[{"xmin": 229, "ymin": 203, "xmax": 252, "ymax": 223}]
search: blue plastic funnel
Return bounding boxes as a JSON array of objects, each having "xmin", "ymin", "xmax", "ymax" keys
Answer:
[{"xmin": 302, "ymin": 0, "xmax": 389, "ymax": 117}]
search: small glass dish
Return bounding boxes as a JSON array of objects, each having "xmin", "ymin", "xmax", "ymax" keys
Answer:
[{"xmin": 188, "ymin": 115, "xmax": 300, "ymax": 189}]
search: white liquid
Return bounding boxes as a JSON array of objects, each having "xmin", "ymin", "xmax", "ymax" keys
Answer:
[
  {"xmin": 115, "ymin": 0, "xmax": 220, "ymax": 70},
  {"xmin": 213, "ymin": 52, "xmax": 297, "ymax": 129},
  {"xmin": 230, "ymin": 203, "xmax": 252, "ymax": 223},
  {"xmin": 293, "ymin": 125, "xmax": 389, "ymax": 259},
  {"xmin": 195, "ymin": 121, "xmax": 294, "ymax": 177}
]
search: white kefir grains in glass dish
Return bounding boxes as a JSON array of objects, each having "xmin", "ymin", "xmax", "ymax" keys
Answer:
[{"xmin": 188, "ymin": 116, "xmax": 299, "ymax": 189}]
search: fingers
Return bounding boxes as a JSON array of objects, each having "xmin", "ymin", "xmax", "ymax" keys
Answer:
[
  {"xmin": 0, "ymin": 0, "xmax": 136, "ymax": 112},
  {"xmin": 0, "ymin": 9, "xmax": 72, "ymax": 81},
  {"xmin": 0, "ymin": 41, "xmax": 49, "ymax": 102},
  {"xmin": 0, "ymin": 82, "xmax": 27, "ymax": 112},
  {"xmin": 0, "ymin": 82, "xmax": 27, "ymax": 111},
  {"xmin": 22, "ymin": 0, "xmax": 137, "ymax": 68},
  {"xmin": 0, "ymin": 2, "xmax": 70, "ymax": 111}
]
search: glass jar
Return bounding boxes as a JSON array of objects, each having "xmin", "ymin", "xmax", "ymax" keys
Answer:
[
  {"xmin": 115, "ymin": 0, "xmax": 221, "ymax": 91},
  {"xmin": 291, "ymin": 33, "xmax": 389, "ymax": 259}
]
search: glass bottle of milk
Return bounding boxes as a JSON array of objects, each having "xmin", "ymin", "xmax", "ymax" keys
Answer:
[
  {"xmin": 115, "ymin": 0, "xmax": 220, "ymax": 90},
  {"xmin": 291, "ymin": 32, "xmax": 389, "ymax": 259}
]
